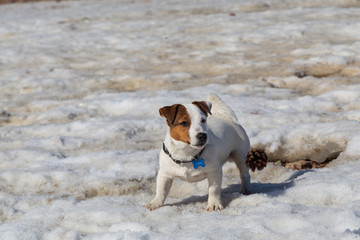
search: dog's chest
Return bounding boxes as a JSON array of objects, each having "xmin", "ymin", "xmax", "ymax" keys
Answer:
[{"xmin": 177, "ymin": 165, "xmax": 207, "ymax": 182}]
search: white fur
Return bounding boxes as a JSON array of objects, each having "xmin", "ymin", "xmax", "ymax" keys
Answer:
[
  {"xmin": 146, "ymin": 94, "xmax": 250, "ymax": 211},
  {"xmin": 186, "ymin": 103, "xmax": 209, "ymax": 148}
]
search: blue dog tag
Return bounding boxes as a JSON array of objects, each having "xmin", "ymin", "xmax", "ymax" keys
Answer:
[{"xmin": 192, "ymin": 158, "xmax": 205, "ymax": 169}]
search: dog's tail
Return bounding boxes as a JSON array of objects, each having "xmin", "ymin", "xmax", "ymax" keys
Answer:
[
  {"xmin": 207, "ymin": 93, "xmax": 239, "ymax": 124},
  {"xmin": 246, "ymin": 149, "xmax": 268, "ymax": 172}
]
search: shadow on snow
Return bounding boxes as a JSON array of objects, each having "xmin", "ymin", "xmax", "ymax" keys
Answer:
[{"xmin": 167, "ymin": 169, "xmax": 314, "ymax": 208}]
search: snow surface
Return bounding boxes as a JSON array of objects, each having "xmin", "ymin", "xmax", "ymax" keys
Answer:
[{"xmin": 1, "ymin": 0, "xmax": 360, "ymax": 239}]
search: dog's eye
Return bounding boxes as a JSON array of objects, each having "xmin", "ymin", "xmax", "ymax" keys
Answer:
[
  {"xmin": 179, "ymin": 121, "xmax": 189, "ymax": 127},
  {"xmin": 201, "ymin": 118, "xmax": 206, "ymax": 123}
]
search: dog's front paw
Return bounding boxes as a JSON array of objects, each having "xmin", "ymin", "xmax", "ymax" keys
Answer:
[
  {"xmin": 145, "ymin": 200, "xmax": 162, "ymax": 211},
  {"xmin": 206, "ymin": 200, "xmax": 223, "ymax": 211}
]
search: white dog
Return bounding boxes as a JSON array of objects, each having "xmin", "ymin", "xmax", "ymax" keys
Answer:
[{"xmin": 146, "ymin": 94, "xmax": 266, "ymax": 211}]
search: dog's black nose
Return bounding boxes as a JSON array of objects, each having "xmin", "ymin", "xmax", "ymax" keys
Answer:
[{"xmin": 197, "ymin": 133, "xmax": 207, "ymax": 143}]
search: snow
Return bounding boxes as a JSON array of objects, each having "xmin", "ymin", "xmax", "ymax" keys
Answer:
[{"xmin": 1, "ymin": 0, "xmax": 360, "ymax": 239}]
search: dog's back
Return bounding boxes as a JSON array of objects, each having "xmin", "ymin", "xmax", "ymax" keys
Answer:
[
  {"xmin": 208, "ymin": 93, "xmax": 268, "ymax": 173},
  {"xmin": 206, "ymin": 94, "xmax": 250, "ymax": 162}
]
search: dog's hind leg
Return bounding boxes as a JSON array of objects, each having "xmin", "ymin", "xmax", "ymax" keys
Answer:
[{"xmin": 232, "ymin": 150, "xmax": 251, "ymax": 195}]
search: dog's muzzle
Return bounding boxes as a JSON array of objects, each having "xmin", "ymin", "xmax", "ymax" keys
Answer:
[{"xmin": 196, "ymin": 132, "xmax": 207, "ymax": 146}]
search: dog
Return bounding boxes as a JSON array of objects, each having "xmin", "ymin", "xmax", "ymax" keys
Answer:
[{"xmin": 146, "ymin": 94, "xmax": 267, "ymax": 211}]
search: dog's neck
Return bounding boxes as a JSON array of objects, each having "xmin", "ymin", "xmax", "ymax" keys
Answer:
[{"xmin": 164, "ymin": 131, "xmax": 203, "ymax": 161}]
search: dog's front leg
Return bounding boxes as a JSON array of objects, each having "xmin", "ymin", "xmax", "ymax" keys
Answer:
[
  {"xmin": 206, "ymin": 170, "xmax": 223, "ymax": 211},
  {"xmin": 146, "ymin": 173, "xmax": 173, "ymax": 210}
]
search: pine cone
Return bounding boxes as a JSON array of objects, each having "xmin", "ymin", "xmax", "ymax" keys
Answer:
[{"xmin": 246, "ymin": 149, "xmax": 268, "ymax": 172}]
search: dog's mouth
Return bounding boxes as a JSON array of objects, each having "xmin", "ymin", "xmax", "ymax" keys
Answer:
[
  {"xmin": 186, "ymin": 140, "xmax": 207, "ymax": 149},
  {"xmin": 192, "ymin": 143, "xmax": 207, "ymax": 149}
]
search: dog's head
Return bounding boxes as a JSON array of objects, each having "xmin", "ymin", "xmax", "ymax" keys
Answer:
[{"xmin": 159, "ymin": 101, "xmax": 212, "ymax": 149}]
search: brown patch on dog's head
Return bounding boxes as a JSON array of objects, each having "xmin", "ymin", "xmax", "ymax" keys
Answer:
[
  {"xmin": 159, "ymin": 104, "xmax": 191, "ymax": 144},
  {"xmin": 192, "ymin": 101, "xmax": 212, "ymax": 116}
]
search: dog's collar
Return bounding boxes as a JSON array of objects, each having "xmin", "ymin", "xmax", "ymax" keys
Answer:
[{"xmin": 162, "ymin": 143, "xmax": 206, "ymax": 164}]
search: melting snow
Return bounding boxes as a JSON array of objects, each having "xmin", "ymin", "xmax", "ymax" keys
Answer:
[{"xmin": 0, "ymin": 0, "xmax": 360, "ymax": 239}]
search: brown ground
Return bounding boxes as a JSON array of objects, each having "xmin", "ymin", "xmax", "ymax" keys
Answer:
[{"xmin": 0, "ymin": 0, "xmax": 62, "ymax": 4}]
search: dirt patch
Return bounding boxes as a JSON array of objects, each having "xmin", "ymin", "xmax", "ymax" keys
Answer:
[
  {"xmin": 280, "ymin": 151, "xmax": 341, "ymax": 170},
  {"xmin": 0, "ymin": 111, "xmax": 11, "ymax": 125},
  {"xmin": 250, "ymin": 148, "xmax": 342, "ymax": 170},
  {"xmin": 74, "ymin": 178, "xmax": 156, "ymax": 200},
  {"xmin": 0, "ymin": 0, "xmax": 63, "ymax": 4}
]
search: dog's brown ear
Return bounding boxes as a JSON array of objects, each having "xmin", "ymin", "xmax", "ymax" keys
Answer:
[
  {"xmin": 159, "ymin": 104, "xmax": 185, "ymax": 125},
  {"xmin": 192, "ymin": 101, "xmax": 212, "ymax": 116}
]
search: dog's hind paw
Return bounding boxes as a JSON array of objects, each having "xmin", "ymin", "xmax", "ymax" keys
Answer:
[{"xmin": 241, "ymin": 189, "xmax": 251, "ymax": 195}]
